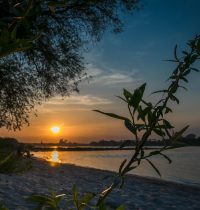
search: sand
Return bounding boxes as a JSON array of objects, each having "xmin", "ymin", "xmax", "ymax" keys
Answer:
[{"xmin": 0, "ymin": 158, "xmax": 200, "ymax": 210}]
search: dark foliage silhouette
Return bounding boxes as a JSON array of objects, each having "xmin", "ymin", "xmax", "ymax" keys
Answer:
[{"xmin": 0, "ymin": 0, "xmax": 139, "ymax": 130}]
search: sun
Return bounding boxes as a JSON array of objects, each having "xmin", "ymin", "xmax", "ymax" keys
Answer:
[{"xmin": 50, "ymin": 126, "xmax": 60, "ymax": 134}]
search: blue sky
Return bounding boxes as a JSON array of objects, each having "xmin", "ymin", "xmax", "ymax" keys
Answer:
[
  {"xmin": 80, "ymin": 0, "xmax": 200, "ymax": 134},
  {"xmin": 1, "ymin": 0, "xmax": 200, "ymax": 142}
]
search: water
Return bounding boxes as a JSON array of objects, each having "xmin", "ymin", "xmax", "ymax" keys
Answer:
[{"xmin": 33, "ymin": 147, "xmax": 200, "ymax": 187}]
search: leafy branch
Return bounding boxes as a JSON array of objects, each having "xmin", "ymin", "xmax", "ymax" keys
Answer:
[
  {"xmin": 94, "ymin": 34, "xmax": 200, "ymax": 204},
  {"xmin": 28, "ymin": 184, "xmax": 125, "ymax": 210}
]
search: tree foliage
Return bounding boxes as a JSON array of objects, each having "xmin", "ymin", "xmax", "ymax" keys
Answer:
[{"xmin": 0, "ymin": 0, "xmax": 139, "ymax": 130}]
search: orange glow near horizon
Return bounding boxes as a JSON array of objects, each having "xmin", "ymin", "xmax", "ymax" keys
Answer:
[{"xmin": 50, "ymin": 126, "xmax": 60, "ymax": 134}]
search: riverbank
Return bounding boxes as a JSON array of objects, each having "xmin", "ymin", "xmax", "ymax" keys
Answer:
[
  {"xmin": 0, "ymin": 158, "xmax": 200, "ymax": 210},
  {"xmin": 31, "ymin": 147, "xmax": 161, "ymax": 152}
]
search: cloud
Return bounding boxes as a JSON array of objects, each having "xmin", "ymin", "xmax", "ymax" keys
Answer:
[
  {"xmin": 43, "ymin": 94, "xmax": 112, "ymax": 107},
  {"xmin": 84, "ymin": 64, "xmax": 142, "ymax": 86},
  {"xmin": 85, "ymin": 63, "xmax": 102, "ymax": 77},
  {"xmin": 66, "ymin": 95, "xmax": 112, "ymax": 105}
]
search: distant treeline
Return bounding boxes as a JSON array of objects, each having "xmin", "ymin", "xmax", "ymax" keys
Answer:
[
  {"xmin": 1, "ymin": 134, "xmax": 200, "ymax": 148},
  {"xmin": 89, "ymin": 136, "xmax": 200, "ymax": 147},
  {"xmin": 0, "ymin": 137, "xmax": 31, "ymax": 154},
  {"xmin": 58, "ymin": 134, "xmax": 200, "ymax": 147},
  {"xmin": 0, "ymin": 137, "xmax": 19, "ymax": 149}
]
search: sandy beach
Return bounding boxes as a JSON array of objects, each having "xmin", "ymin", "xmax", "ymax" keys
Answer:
[{"xmin": 0, "ymin": 158, "xmax": 200, "ymax": 210}]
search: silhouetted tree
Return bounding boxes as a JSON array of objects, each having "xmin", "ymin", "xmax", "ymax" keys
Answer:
[
  {"xmin": 0, "ymin": 0, "xmax": 140, "ymax": 130},
  {"xmin": 185, "ymin": 133, "xmax": 196, "ymax": 139}
]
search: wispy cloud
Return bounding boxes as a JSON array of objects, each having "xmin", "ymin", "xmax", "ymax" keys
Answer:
[
  {"xmin": 44, "ymin": 94, "xmax": 112, "ymax": 107},
  {"xmin": 84, "ymin": 64, "xmax": 142, "ymax": 86},
  {"xmin": 96, "ymin": 73, "xmax": 135, "ymax": 85},
  {"xmin": 66, "ymin": 95, "xmax": 112, "ymax": 105}
]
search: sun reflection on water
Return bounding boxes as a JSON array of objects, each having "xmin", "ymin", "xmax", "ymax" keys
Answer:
[{"xmin": 50, "ymin": 151, "xmax": 61, "ymax": 165}]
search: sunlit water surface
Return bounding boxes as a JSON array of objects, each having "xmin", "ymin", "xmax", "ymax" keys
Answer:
[{"xmin": 33, "ymin": 147, "xmax": 200, "ymax": 187}]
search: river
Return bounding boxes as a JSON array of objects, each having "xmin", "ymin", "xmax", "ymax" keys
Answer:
[{"xmin": 33, "ymin": 146, "xmax": 200, "ymax": 187}]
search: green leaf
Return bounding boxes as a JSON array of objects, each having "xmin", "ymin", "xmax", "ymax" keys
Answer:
[
  {"xmin": 123, "ymin": 166, "xmax": 137, "ymax": 174},
  {"xmin": 124, "ymin": 120, "xmax": 136, "ymax": 134},
  {"xmin": 116, "ymin": 95, "xmax": 127, "ymax": 103},
  {"xmin": 97, "ymin": 186, "xmax": 113, "ymax": 206},
  {"xmin": 72, "ymin": 184, "xmax": 79, "ymax": 209},
  {"xmin": 190, "ymin": 67, "xmax": 200, "ymax": 72},
  {"xmin": 178, "ymin": 85, "xmax": 187, "ymax": 91},
  {"xmin": 196, "ymin": 38, "xmax": 200, "ymax": 54},
  {"xmin": 183, "ymin": 69, "xmax": 191, "ymax": 76},
  {"xmin": 180, "ymin": 76, "xmax": 188, "ymax": 83},
  {"xmin": 173, "ymin": 44, "xmax": 179, "ymax": 61},
  {"xmin": 163, "ymin": 119, "xmax": 174, "ymax": 129},
  {"xmin": 138, "ymin": 106, "xmax": 151, "ymax": 121},
  {"xmin": 152, "ymin": 90, "xmax": 168, "ymax": 94},
  {"xmin": 123, "ymin": 89, "xmax": 132, "ymax": 101},
  {"xmin": 129, "ymin": 83, "xmax": 146, "ymax": 109},
  {"xmin": 182, "ymin": 50, "xmax": 188, "ymax": 55},
  {"xmin": 0, "ymin": 153, "xmax": 13, "ymax": 166},
  {"xmin": 160, "ymin": 153, "xmax": 172, "ymax": 164},
  {"xmin": 141, "ymin": 100, "xmax": 152, "ymax": 107},
  {"xmin": 146, "ymin": 159, "xmax": 161, "ymax": 177},
  {"xmin": 149, "ymin": 150, "xmax": 160, "ymax": 156},
  {"xmin": 116, "ymin": 204, "xmax": 125, "ymax": 210},
  {"xmin": 164, "ymin": 59, "xmax": 178, "ymax": 63},
  {"xmin": 153, "ymin": 128, "xmax": 165, "ymax": 137},
  {"xmin": 165, "ymin": 107, "xmax": 172, "ymax": 114},
  {"xmin": 169, "ymin": 95, "xmax": 179, "ymax": 104},
  {"xmin": 147, "ymin": 111, "xmax": 155, "ymax": 125},
  {"xmin": 80, "ymin": 192, "xmax": 95, "ymax": 209},
  {"xmin": 190, "ymin": 54, "xmax": 198, "ymax": 64},
  {"xmin": 172, "ymin": 125, "xmax": 189, "ymax": 142},
  {"xmin": 93, "ymin": 110, "xmax": 129, "ymax": 121}
]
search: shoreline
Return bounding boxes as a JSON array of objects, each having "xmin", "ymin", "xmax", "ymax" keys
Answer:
[
  {"xmin": 0, "ymin": 158, "xmax": 200, "ymax": 209},
  {"xmin": 45, "ymin": 157, "xmax": 200, "ymax": 191},
  {"xmin": 30, "ymin": 147, "xmax": 161, "ymax": 152}
]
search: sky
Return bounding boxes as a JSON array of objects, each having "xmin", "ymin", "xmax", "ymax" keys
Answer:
[{"xmin": 1, "ymin": 0, "xmax": 200, "ymax": 143}]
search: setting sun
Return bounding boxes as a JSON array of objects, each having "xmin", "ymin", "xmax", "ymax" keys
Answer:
[{"xmin": 50, "ymin": 126, "xmax": 60, "ymax": 134}]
